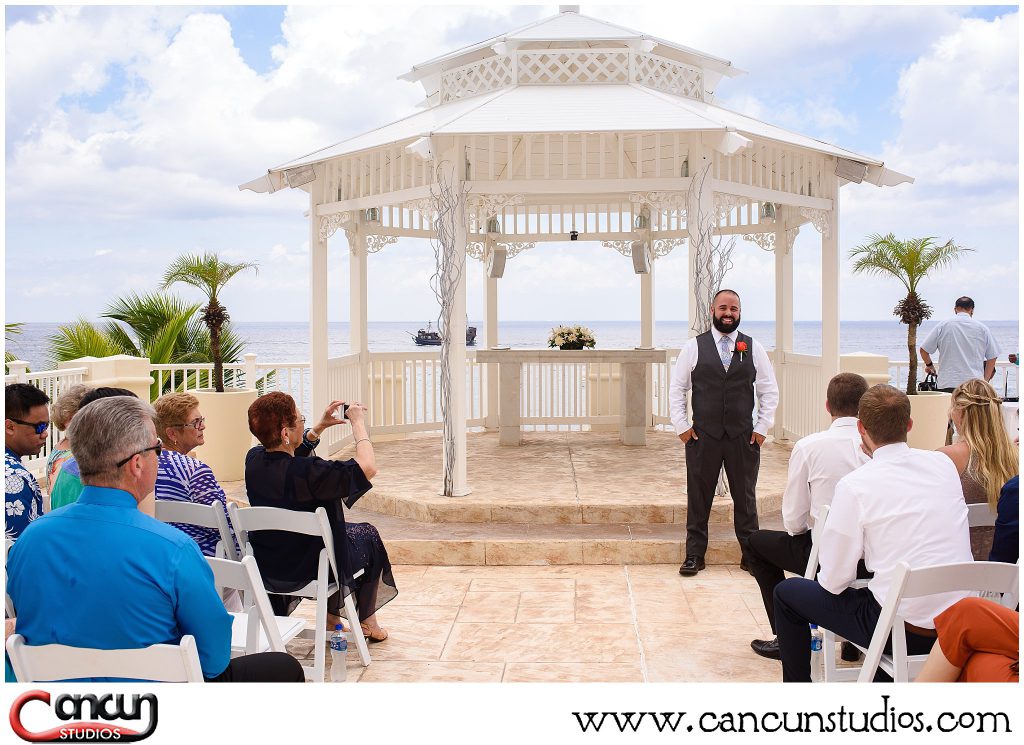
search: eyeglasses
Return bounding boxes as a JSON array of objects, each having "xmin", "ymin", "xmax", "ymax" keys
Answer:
[
  {"xmin": 115, "ymin": 439, "xmax": 163, "ymax": 468},
  {"xmin": 173, "ymin": 417, "xmax": 205, "ymax": 430},
  {"xmin": 8, "ymin": 418, "xmax": 50, "ymax": 435}
]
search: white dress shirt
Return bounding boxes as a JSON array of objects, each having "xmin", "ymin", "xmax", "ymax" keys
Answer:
[
  {"xmin": 782, "ymin": 417, "xmax": 869, "ymax": 536},
  {"xmin": 669, "ymin": 329, "xmax": 779, "ymax": 436},
  {"xmin": 817, "ymin": 443, "xmax": 972, "ymax": 628}
]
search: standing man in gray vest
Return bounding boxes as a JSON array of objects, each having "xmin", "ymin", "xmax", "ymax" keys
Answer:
[{"xmin": 669, "ymin": 289, "xmax": 779, "ymax": 576}]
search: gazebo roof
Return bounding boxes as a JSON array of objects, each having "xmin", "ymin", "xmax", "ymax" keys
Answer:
[{"xmin": 240, "ymin": 8, "xmax": 911, "ymax": 193}]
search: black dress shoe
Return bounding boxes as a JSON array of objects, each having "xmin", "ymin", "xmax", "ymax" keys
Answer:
[
  {"xmin": 841, "ymin": 641, "xmax": 862, "ymax": 662},
  {"xmin": 679, "ymin": 556, "xmax": 706, "ymax": 576},
  {"xmin": 750, "ymin": 637, "xmax": 781, "ymax": 660}
]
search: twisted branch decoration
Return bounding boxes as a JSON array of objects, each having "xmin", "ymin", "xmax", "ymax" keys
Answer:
[{"xmin": 428, "ymin": 160, "xmax": 469, "ymax": 496}]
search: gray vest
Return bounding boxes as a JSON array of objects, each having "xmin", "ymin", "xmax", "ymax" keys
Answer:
[{"xmin": 691, "ymin": 330, "xmax": 757, "ymax": 439}]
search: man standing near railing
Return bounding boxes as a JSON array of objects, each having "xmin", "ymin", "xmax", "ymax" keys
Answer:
[
  {"xmin": 5, "ymin": 383, "xmax": 50, "ymax": 539},
  {"xmin": 670, "ymin": 289, "xmax": 779, "ymax": 577},
  {"xmin": 919, "ymin": 296, "xmax": 999, "ymax": 391}
]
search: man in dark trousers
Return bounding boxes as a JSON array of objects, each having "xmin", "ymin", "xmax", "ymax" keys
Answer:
[{"xmin": 669, "ymin": 289, "xmax": 779, "ymax": 576}]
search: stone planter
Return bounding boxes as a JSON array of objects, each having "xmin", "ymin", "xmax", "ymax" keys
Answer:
[
  {"xmin": 908, "ymin": 391, "xmax": 952, "ymax": 451},
  {"xmin": 191, "ymin": 388, "xmax": 259, "ymax": 482}
]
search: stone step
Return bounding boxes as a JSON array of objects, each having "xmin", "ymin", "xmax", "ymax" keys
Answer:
[
  {"xmin": 351, "ymin": 506, "xmax": 784, "ymax": 567},
  {"xmin": 358, "ymin": 490, "xmax": 784, "ymax": 526}
]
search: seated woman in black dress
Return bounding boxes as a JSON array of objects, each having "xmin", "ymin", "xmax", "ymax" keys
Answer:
[{"xmin": 245, "ymin": 392, "xmax": 396, "ymax": 641}]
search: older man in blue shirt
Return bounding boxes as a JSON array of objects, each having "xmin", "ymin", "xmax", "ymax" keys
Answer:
[{"xmin": 7, "ymin": 396, "xmax": 302, "ymax": 682}]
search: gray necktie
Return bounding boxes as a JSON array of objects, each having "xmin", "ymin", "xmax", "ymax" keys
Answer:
[{"xmin": 719, "ymin": 335, "xmax": 732, "ymax": 370}]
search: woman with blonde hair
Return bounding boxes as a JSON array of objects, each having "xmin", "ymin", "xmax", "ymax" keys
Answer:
[
  {"xmin": 153, "ymin": 392, "xmax": 237, "ymax": 557},
  {"xmin": 45, "ymin": 384, "xmax": 91, "ymax": 509},
  {"xmin": 937, "ymin": 378, "xmax": 1018, "ymax": 559}
]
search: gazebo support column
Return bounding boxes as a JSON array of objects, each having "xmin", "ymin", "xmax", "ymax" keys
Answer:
[
  {"xmin": 436, "ymin": 144, "xmax": 470, "ymax": 496},
  {"xmin": 773, "ymin": 216, "xmax": 794, "ymax": 440},
  {"xmin": 483, "ymin": 268, "xmax": 499, "ymax": 429},
  {"xmin": 820, "ymin": 177, "xmax": 841, "ymax": 430},
  {"xmin": 309, "ymin": 181, "xmax": 330, "ymax": 421},
  {"xmin": 640, "ymin": 263, "xmax": 655, "ymax": 426},
  {"xmin": 348, "ymin": 220, "xmax": 369, "ymax": 405}
]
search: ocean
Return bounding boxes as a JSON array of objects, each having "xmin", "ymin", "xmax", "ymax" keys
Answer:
[{"xmin": 8, "ymin": 319, "xmax": 1018, "ymax": 373}]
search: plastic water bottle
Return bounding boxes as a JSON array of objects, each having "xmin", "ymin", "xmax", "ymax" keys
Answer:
[
  {"xmin": 329, "ymin": 624, "xmax": 348, "ymax": 682},
  {"xmin": 809, "ymin": 624, "xmax": 824, "ymax": 682}
]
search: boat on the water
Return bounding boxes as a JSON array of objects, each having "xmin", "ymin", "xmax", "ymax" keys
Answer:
[{"xmin": 413, "ymin": 321, "xmax": 477, "ymax": 346}]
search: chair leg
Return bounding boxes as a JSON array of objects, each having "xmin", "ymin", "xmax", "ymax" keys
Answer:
[
  {"xmin": 309, "ymin": 590, "xmax": 328, "ymax": 683},
  {"xmin": 344, "ymin": 592, "xmax": 372, "ymax": 667}
]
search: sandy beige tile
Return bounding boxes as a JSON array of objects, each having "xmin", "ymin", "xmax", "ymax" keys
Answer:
[
  {"xmin": 388, "ymin": 577, "xmax": 472, "ymax": 606},
  {"xmin": 485, "ymin": 540, "xmax": 584, "ymax": 565},
  {"xmin": 357, "ymin": 661, "xmax": 504, "ymax": 683},
  {"xmin": 503, "ymin": 663, "xmax": 644, "ymax": 683},
  {"xmin": 470, "ymin": 577, "xmax": 575, "ymax": 593},
  {"xmin": 388, "ymin": 540, "xmax": 486, "ymax": 566},
  {"xmin": 442, "ymin": 622, "xmax": 638, "ymax": 663},
  {"xmin": 457, "ymin": 592, "xmax": 520, "ymax": 623}
]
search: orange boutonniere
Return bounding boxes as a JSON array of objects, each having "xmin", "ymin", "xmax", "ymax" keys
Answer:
[{"xmin": 735, "ymin": 340, "xmax": 748, "ymax": 361}]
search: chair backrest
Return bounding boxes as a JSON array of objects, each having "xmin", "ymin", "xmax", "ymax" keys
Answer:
[
  {"xmin": 858, "ymin": 560, "xmax": 1020, "ymax": 682},
  {"xmin": 227, "ymin": 504, "xmax": 338, "ymax": 583},
  {"xmin": 966, "ymin": 501, "xmax": 997, "ymax": 528},
  {"xmin": 205, "ymin": 555, "xmax": 285, "ymax": 653},
  {"xmin": 155, "ymin": 500, "xmax": 238, "ymax": 561},
  {"xmin": 803, "ymin": 504, "xmax": 831, "ymax": 580},
  {"xmin": 6, "ymin": 634, "xmax": 205, "ymax": 683}
]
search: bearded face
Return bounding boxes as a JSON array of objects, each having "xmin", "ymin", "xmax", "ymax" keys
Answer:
[{"xmin": 711, "ymin": 292, "xmax": 741, "ymax": 334}]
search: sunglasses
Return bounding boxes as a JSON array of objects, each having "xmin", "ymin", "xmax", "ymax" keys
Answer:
[
  {"xmin": 115, "ymin": 439, "xmax": 163, "ymax": 468},
  {"xmin": 9, "ymin": 418, "xmax": 50, "ymax": 435}
]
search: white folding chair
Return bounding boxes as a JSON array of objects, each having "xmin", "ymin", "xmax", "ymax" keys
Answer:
[
  {"xmin": 967, "ymin": 501, "xmax": 997, "ymax": 528},
  {"xmin": 857, "ymin": 560, "xmax": 1020, "ymax": 682},
  {"xmin": 228, "ymin": 504, "xmax": 371, "ymax": 682},
  {"xmin": 802, "ymin": 505, "xmax": 830, "ymax": 580},
  {"xmin": 6, "ymin": 633, "xmax": 205, "ymax": 682},
  {"xmin": 206, "ymin": 555, "xmax": 306, "ymax": 657},
  {"xmin": 155, "ymin": 500, "xmax": 239, "ymax": 561}
]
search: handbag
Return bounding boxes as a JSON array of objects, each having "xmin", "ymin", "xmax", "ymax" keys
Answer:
[{"xmin": 918, "ymin": 373, "xmax": 938, "ymax": 392}]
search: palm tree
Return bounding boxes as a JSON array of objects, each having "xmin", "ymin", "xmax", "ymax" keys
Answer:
[
  {"xmin": 160, "ymin": 252, "xmax": 257, "ymax": 392},
  {"xmin": 48, "ymin": 292, "xmax": 245, "ymax": 399},
  {"xmin": 849, "ymin": 234, "xmax": 971, "ymax": 395},
  {"xmin": 5, "ymin": 322, "xmax": 26, "ymax": 372}
]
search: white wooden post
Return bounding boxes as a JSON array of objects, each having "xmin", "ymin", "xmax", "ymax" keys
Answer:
[
  {"xmin": 348, "ymin": 218, "xmax": 369, "ymax": 406},
  {"xmin": 309, "ymin": 180, "xmax": 329, "ymax": 421},
  {"xmin": 439, "ymin": 140, "xmax": 470, "ymax": 496},
  {"xmin": 773, "ymin": 214, "xmax": 794, "ymax": 440},
  {"xmin": 244, "ymin": 353, "xmax": 258, "ymax": 391},
  {"xmin": 640, "ymin": 262, "xmax": 655, "ymax": 425},
  {"xmin": 7, "ymin": 361, "xmax": 29, "ymax": 383},
  {"xmin": 821, "ymin": 173, "xmax": 841, "ymax": 430},
  {"xmin": 483, "ymin": 265, "xmax": 499, "ymax": 429}
]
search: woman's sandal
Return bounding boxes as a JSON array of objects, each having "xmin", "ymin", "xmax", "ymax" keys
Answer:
[{"xmin": 360, "ymin": 624, "xmax": 389, "ymax": 643}]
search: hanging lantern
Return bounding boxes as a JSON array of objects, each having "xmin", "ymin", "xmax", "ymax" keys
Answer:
[
  {"xmin": 759, "ymin": 202, "xmax": 777, "ymax": 223},
  {"xmin": 486, "ymin": 217, "xmax": 501, "ymax": 235},
  {"xmin": 364, "ymin": 207, "xmax": 381, "ymax": 225}
]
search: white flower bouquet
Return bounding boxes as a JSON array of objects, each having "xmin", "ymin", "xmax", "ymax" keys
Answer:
[{"xmin": 547, "ymin": 324, "xmax": 596, "ymax": 350}]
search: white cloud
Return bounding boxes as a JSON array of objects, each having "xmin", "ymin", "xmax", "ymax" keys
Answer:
[{"xmin": 94, "ymin": 249, "xmax": 113, "ymax": 256}]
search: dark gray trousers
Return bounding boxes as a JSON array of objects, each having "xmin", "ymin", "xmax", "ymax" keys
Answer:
[{"xmin": 684, "ymin": 430, "xmax": 760, "ymax": 559}]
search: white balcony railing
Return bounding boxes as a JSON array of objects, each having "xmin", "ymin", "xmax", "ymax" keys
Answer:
[{"xmin": 4, "ymin": 362, "xmax": 89, "ymax": 470}]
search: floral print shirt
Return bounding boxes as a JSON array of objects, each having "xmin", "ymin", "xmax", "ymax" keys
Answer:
[{"xmin": 5, "ymin": 447, "xmax": 42, "ymax": 540}]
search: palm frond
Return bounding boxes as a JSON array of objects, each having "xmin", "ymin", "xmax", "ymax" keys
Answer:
[
  {"xmin": 46, "ymin": 319, "xmax": 124, "ymax": 368},
  {"xmin": 160, "ymin": 252, "xmax": 258, "ymax": 303}
]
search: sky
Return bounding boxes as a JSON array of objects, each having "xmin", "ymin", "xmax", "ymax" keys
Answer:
[{"xmin": 3, "ymin": 3, "xmax": 1020, "ymax": 328}]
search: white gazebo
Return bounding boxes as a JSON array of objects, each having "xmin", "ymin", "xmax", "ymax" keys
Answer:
[{"xmin": 240, "ymin": 7, "xmax": 911, "ymax": 496}]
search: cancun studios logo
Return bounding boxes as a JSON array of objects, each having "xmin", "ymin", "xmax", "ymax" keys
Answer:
[{"xmin": 9, "ymin": 690, "xmax": 159, "ymax": 742}]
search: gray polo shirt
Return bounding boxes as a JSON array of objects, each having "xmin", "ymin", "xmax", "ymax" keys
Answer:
[{"xmin": 920, "ymin": 312, "xmax": 1000, "ymax": 389}]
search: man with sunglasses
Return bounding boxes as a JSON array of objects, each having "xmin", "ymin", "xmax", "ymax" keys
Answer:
[{"xmin": 5, "ymin": 383, "xmax": 50, "ymax": 539}]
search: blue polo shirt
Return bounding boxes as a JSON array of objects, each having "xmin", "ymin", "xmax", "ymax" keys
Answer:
[{"xmin": 6, "ymin": 485, "xmax": 232, "ymax": 680}]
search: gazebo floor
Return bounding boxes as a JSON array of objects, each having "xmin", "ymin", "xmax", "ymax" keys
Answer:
[{"xmin": 222, "ymin": 430, "xmax": 791, "ymax": 566}]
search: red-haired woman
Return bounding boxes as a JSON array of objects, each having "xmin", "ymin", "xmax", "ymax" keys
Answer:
[{"xmin": 245, "ymin": 392, "xmax": 395, "ymax": 642}]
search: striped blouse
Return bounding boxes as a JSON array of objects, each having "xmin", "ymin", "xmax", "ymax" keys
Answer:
[{"xmin": 154, "ymin": 449, "xmax": 237, "ymax": 557}]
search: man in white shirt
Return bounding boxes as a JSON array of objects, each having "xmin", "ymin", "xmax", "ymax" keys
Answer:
[
  {"xmin": 669, "ymin": 289, "xmax": 779, "ymax": 576},
  {"xmin": 748, "ymin": 373, "xmax": 870, "ymax": 660},
  {"xmin": 919, "ymin": 296, "xmax": 999, "ymax": 391},
  {"xmin": 773, "ymin": 385, "xmax": 972, "ymax": 682}
]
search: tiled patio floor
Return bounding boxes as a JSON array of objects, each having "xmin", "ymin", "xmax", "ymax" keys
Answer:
[{"xmin": 287, "ymin": 563, "xmax": 782, "ymax": 683}]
